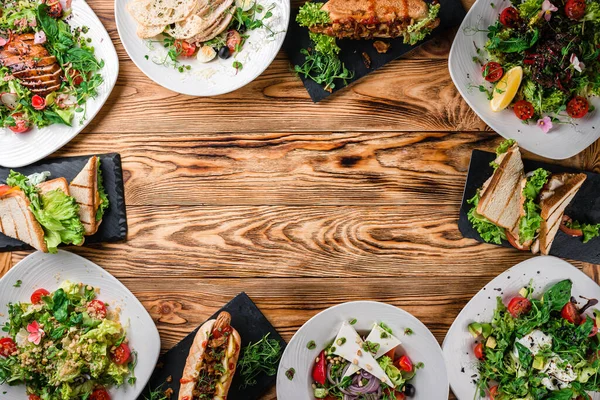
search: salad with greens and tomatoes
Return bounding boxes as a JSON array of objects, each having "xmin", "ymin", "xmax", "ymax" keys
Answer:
[
  {"xmin": 469, "ymin": 279, "xmax": 600, "ymax": 400},
  {"xmin": 474, "ymin": 0, "xmax": 600, "ymax": 130},
  {"xmin": 0, "ymin": 281, "xmax": 135, "ymax": 400}
]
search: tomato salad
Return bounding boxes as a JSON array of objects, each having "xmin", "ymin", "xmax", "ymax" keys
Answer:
[
  {"xmin": 469, "ymin": 280, "xmax": 600, "ymax": 399},
  {"xmin": 0, "ymin": 281, "xmax": 135, "ymax": 400},
  {"xmin": 474, "ymin": 0, "xmax": 600, "ymax": 129}
]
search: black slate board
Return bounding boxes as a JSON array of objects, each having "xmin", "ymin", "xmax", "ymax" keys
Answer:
[
  {"xmin": 140, "ymin": 292, "xmax": 286, "ymax": 400},
  {"xmin": 459, "ymin": 150, "xmax": 600, "ymax": 264},
  {"xmin": 0, "ymin": 153, "xmax": 127, "ymax": 252},
  {"xmin": 284, "ymin": 0, "xmax": 467, "ymax": 102}
]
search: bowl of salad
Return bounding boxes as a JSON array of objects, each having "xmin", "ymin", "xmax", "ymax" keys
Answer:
[
  {"xmin": 443, "ymin": 255, "xmax": 600, "ymax": 400},
  {"xmin": 0, "ymin": 250, "xmax": 160, "ymax": 400},
  {"xmin": 0, "ymin": 0, "xmax": 119, "ymax": 168},
  {"xmin": 449, "ymin": 0, "xmax": 600, "ymax": 159},
  {"xmin": 276, "ymin": 301, "xmax": 448, "ymax": 400}
]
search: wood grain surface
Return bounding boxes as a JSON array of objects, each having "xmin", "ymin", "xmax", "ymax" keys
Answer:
[{"xmin": 2, "ymin": 0, "xmax": 600, "ymax": 399}]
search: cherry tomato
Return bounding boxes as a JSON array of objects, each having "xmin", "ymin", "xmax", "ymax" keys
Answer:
[
  {"xmin": 69, "ymin": 69, "xmax": 84, "ymax": 86},
  {"xmin": 226, "ymin": 30, "xmax": 242, "ymax": 54},
  {"xmin": 489, "ymin": 386, "xmax": 499, "ymax": 400},
  {"xmin": 513, "ymin": 100, "xmax": 535, "ymax": 120},
  {"xmin": 396, "ymin": 355, "xmax": 413, "ymax": 372},
  {"xmin": 0, "ymin": 337, "xmax": 17, "ymax": 358},
  {"xmin": 565, "ymin": 0, "xmax": 586, "ymax": 19},
  {"xmin": 30, "ymin": 288, "xmax": 50, "ymax": 304},
  {"xmin": 474, "ymin": 343, "xmax": 485, "ymax": 360},
  {"xmin": 499, "ymin": 7, "xmax": 520, "ymax": 27},
  {"xmin": 174, "ymin": 40, "xmax": 196, "ymax": 57},
  {"xmin": 567, "ymin": 96, "xmax": 589, "ymax": 119},
  {"xmin": 560, "ymin": 215, "xmax": 583, "ymax": 237},
  {"xmin": 0, "ymin": 185, "xmax": 10, "ymax": 197},
  {"xmin": 395, "ymin": 393, "xmax": 406, "ymax": 400},
  {"xmin": 482, "ymin": 62, "xmax": 504, "ymax": 83},
  {"xmin": 87, "ymin": 299, "xmax": 107, "ymax": 319},
  {"xmin": 8, "ymin": 113, "xmax": 31, "ymax": 134},
  {"xmin": 507, "ymin": 297, "xmax": 532, "ymax": 318},
  {"xmin": 111, "ymin": 343, "xmax": 131, "ymax": 365},
  {"xmin": 211, "ymin": 325, "xmax": 232, "ymax": 339},
  {"xmin": 28, "ymin": 395, "xmax": 41, "ymax": 400},
  {"xmin": 47, "ymin": 1, "xmax": 63, "ymax": 18},
  {"xmin": 561, "ymin": 302, "xmax": 582, "ymax": 325},
  {"xmin": 90, "ymin": 388, "xmax": 111, "ymax": 400},
  {"xmin": 31, "ymin": 95, "xmax": 46, "ymax": 111}
]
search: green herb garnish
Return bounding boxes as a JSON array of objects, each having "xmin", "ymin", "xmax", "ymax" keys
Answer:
[{"xmin": 237, "ymin": 333, "xmax": 282, "ymax": 388}]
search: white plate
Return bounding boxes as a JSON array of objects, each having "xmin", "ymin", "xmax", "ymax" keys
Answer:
[
  {"xmin": 448, "ymin": 0, "xmax": 600, "ymax": 160},
  {"xmin": 115, "ymin": 0, "xmax": 290, "ymax": 96},
  {"xmin": 276, "ymin": 301, "xmax": 449, "ymax": 400},
  {"xmin": 0, "ymin": 250, "xmax": 160, "ymax": 400},
  {"xmin": 0, "ymin": 0, "xmax": 119, "ymax": 168},
  {"xmin": 443, "ymin": 256, "xmax": 600, "ymax": 400}
]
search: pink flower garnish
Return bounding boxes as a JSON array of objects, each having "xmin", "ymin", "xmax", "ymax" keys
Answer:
[
  {"xmin": 537, "ymin": 116, "xmax": 553, "ymax": 133},
  {"xmin": 34, "ymin": 31, "xmax": 46, "ymax": 45},
  {"xmin": 27, "ymin": 321, "xmax": 45, "ymax": 345},
  {"xmin": 540, "ymin": 0, "xmax": 558, "ymax": 21},
  {"xmin": 570, "ymin": 53, "xmax": 585, "ymax": 73},
  {"xmin": 0, "ymin": 37, "xmax": 7, "ymax": 47}
]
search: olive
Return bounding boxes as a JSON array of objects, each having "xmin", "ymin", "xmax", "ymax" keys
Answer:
[
  {"xmin": 404, "ymin": 383, "xmax": 416, "ymax": 397},
  {"xmin": 218, "ymin": 46, "xmax": 231, "ymax": 59}
]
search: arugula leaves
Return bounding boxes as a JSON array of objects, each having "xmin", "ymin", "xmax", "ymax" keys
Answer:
[{"xmin": 237, "ymin": 333, "xmax": 282, "ymax": 388}]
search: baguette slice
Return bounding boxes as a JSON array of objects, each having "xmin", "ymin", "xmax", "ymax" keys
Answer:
[
  {"xmin": 69, "ymin": 157, "xmax": 101, "ymax": 236},
  {"xmin": 477, "ymin": 144, "xmax": 524, "ymax": 233},
  {"xmin": 534, "ymin": 173, "xmax": 587, "ymax": 255},
  {"xmin": 0, "ymin": 191, "xmax": 47, "ymax": 252}
]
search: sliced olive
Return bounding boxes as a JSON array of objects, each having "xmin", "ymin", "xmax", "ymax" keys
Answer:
[
  {"xmin": 218, "ymin": 46, "xmax": 231, "ymax": 59},
  {"xmin": 404, "ymin": 383, "xmax": 416, "ymax": 397}
]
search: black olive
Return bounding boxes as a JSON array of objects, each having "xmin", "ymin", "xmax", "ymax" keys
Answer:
[
  {"xmin": 218, "ymin": 46, "xmax": 231, "ymax": 59},
  {"xmin": 404, "ymin": 383, "xmax": 416, "ymax": 397}
]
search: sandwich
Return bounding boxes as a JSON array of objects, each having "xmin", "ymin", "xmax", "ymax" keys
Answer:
[
  {"xmin": 298, "ymin": 0, "xmax": 441, "ymax": 44},
  {"xmin": 468, "ymin": 140, "xmax": 587, "ymax": 255},
  {"xmin": 0, "ymin": 171, "xmax": 85, "ymax": 253},
  {"xmin": 179, "ymin": 311, "xmax": 242, "ymax": 400},
  {"xmin": 69, "ymin": 156, "xmax": 109, "ymax": 236}
]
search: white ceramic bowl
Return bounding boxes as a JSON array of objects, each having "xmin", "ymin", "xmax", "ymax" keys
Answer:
[
  {"xmin": 448, "ymin": 0, "xmax": 600, "ymax": 160},
  {"xmin": 443, "ymin": 256, "xmax": 600, "ymax": 400},
  {"xmin": 276, "ymin": 301, "xmax": 449, "ymax": 400},
  {"xmin": 0, "ymin": 0, "xmax": 119, "ymax": 168},
  {"xmin": 0, "ymin": 250, "xmax": 161, "ymax": 400}
]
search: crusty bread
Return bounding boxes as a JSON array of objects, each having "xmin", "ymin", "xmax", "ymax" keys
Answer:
[
  {"xmin": 136, "ymin": 24, "xmax": 165, "ymax": 39},
  {"xmin": 322, "ymin": 0, "xmax": 430, "ymax": 23},
  {"xmin": 69, "ymin": 156, "xmax": 101, "ymax": 236},
  {"xmin": 0, "ymin": 191, "xmax": 47, "ymax": 252},
  {"xmin": 179, "ymin": 319, "xmax": 216, "ymax": 400},
  {"xmin": 38, "ymin": 177, "xmax": 69, "ymax": 195},
  {"xmin": 477, "ymin": 145, "xmax": 524, "ymax": 233},
  {"xmin": 165, "ymin": 0, "xmax": 233, "ymax": 40},
  {"xmin": 127, "ymin": 0, "xmax": 197, "ymax": 27}
]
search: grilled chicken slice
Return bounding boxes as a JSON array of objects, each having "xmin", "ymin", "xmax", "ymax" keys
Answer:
[{"xmin": 0, "ymin": 33, "xmax": 64, "ymax": 96}]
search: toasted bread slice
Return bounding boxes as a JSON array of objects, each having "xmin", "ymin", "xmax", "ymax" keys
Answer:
[
  {"xmin": 38, "ymin": 177, "xmax": 69, "ymax": 195},
  {"xmin": 477, "ymin": 145, "xmax": 524, "ymax": 233},
  {"xmin": 0, "ymin": 191, "xmax": 47, "ymax": 252},
  {"xmin": 69, "ymin": 157, "xmax": 101, "ymax": 236},
  {"xmin": 536, "ymin": 173, "xmax": 587, "ymax": 255}
]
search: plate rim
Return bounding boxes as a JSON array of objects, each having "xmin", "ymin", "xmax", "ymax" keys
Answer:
[
  {"xmin": 114, "ymin": 0, "xmax": 290, "ymax": 97},
  {"xmin": 0, "ymin": 0, "xmax": 120, "ymax": 168},
  {"xmin": 0, "ymin": 249, "xmax": 161, "ymax": 399}
]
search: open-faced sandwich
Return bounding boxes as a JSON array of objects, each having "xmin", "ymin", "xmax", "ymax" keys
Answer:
[
  {"xmin": 467, "ymin": 139, "xmax": 597, "ymax": 253},
  {"xmin": 0, "ymin": 156, "xmax": 109, "ymax": 253},
  {"xmin": 179, "ymin": 311, "xmax": 242, "ymax": 400}
]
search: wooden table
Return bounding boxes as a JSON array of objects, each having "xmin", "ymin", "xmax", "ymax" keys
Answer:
[{"xmin": 2, "ymin": 0, "xmax": 600, "ymax": 398}]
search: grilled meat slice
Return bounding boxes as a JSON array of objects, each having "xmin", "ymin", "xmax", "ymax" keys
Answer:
[{"xmin": 0, "ymin": 33, "xmax": 64, "ymax": 96}]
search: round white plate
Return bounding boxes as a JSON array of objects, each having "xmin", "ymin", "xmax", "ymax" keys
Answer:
[
  {"xmin": 0, "ymin": 0, "xmax": 119, "ymax": 168},
  {"xmin": 276, "ymin": 301, "xmax": 449, "ymax": 400},
  {"xmin": 0, "ymin": 250, "xmax": 160, "ymax": 400},
  {"xmin": 443, "ymin": 256, "xmax": 600, "ymax": 400},
  {"xmin": 115, "ymin": 0, "xmax": 290, "ymax": 96},
  {"xmin": 448, "ymin": 0, "xmax": 600, "ymax": 160}
]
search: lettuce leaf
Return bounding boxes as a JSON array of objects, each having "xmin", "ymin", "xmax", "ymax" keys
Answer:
[
  {"xmin": 96, "ymin": 160, "xmax": 109, "ymax": 221},
  {"xmin": 567, "ymin": 220, "xmax": 600, "ymax": 243},
  {"xmin": 407, "ymin": 3, "xmax": 440, "ymax": 45},
  {"xmin": 518, "ymin": 168, "xmax": 550, "ymax": 244},
  {"xmin": 468, "ymin": 192, "xmax": 507, "ymax": 244},
  {"xmin": 377, "ymin": 356, "xmax": 405, "ymax": 388},
  {"xmin": 496, "ymin": 139, "xmax": 516, "ymax": 155}
]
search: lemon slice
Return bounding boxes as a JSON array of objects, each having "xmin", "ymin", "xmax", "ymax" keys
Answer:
[{"xmin": 490, "ymin": 66, "xmax": 523, "ymax": 112}]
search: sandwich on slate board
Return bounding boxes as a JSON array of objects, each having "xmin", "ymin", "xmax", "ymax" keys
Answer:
[
  {"xmin": 0, "ymin": 156, "xmax": 109, "ymax": 253},
  {"xmin": 467, "ymin": 140, "xmax": 587, "ymax": 255}
]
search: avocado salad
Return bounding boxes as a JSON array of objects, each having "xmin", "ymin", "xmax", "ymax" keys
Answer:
[
  {"xmin": 474, "ymin": 0, "xmax": 600, "ymax": 127},
  {"xmin": 0, "ymin": 281, "xmax": 135, "ymax": 400},
  {"xmin": 469, "ymin": 279, "xmax": 600, "ymax": 399}
]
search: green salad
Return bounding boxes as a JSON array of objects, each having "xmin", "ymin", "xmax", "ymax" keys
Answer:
[
  {"xmin": 0, "ymin": 0, "xmax": 104, "ymax": 133},
  {"xmin": 0, "ymin": 281, "xmax": 135, "ymax": 400},
  {"xmin": 474, "ymin": 0, "xmax": 600, "ymax": 128},
  {"xmin": 469, "ymin": 279, "xmax": 600, "ymax": 399}
]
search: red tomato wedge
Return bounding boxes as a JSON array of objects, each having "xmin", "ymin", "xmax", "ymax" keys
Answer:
[
  {"xmin": 507, "ymin": 297, "xmax": 532, "ymax": 317},
  {"xmin": 567, "ymin": 96, "xmax": 589, "ymax": 119},
  {"xmin": 90, "ymin": 388, "xmax": 111, "ymax": 400},
  {"xmin": 396, "ymin": 355, "xmax": 413, "ymax": 371},
  {"xmin": 87, "ymin": 299, "xmax": 107, "ymax": 319},
  {"xmin": 513, "ymin": 100, "xmax": 535, "ymax": 120},
  {"xmin": 31, "ymin": 288, "xmax": 50, "ymax": 304},
  {"xmin": 474, "ymin": 343, "xmax": 485, "ymax": 360},
  {"xmin": 499, "ymin": 7, "xmax": 520, "ymax": 27},
  {"xmin": 0, "ymin": 337, "xmax": 17, "ymax": 358},
  {"xmin": 482, "ymin": 62, "xmax": 504, "ymax": 83},
  {"xmin": 112, "ymin": 343, "xmax": 131, "ymax": 365},
  {"xmin": 561, "ymin": 302, "xmax": 582, "ymax": 325}
]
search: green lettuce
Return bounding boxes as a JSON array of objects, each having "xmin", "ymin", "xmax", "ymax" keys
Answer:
[
  {"xmin": 377, "ymin": 356, "xmax": 405, "ymax": 388},
  {"xmin": 518, "ymin": 168, "xmax": 550, "ymax": 244},
  {"xmin": 496, "ymin": 139, "xmax": 516, "ymax": 155},
  {"xmin": 583, "ymin": 1, "xmax": 600, "ymax": 21},
  {"xmin": 519, "ymin": 0, "xmax": 544, "ymax": 18},
  {"xmin": 567, "ymin": 220, "xmax": 600, "ymax": 243},
  {"xmin": 96, "ymin": 161, "xmax": 109, "ymax": 221},
  {"xmin": 407, "ymin": 4, "xmax": 441, "ymax": 45},
  {"xmin": 468, "ymin": 192, "xmax": 507, "ymax": 244},
  {"xmin": 296, "ymin": 2, "xmax": 330, "ymax": 27},
  {"xmin": 6, "ymin": 171, "xmax": 84, "ymax": 253}
]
